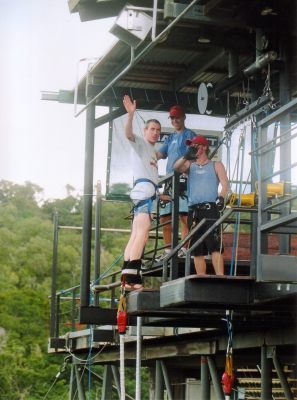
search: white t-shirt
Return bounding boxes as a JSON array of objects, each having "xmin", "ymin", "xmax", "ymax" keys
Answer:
[{"xmin": 129, "ymin": 135, "xmax": 158, "ymax": 201}]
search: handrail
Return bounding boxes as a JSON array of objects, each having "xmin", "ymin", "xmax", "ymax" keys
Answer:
[
  {"xmin": 185, "ymin": 208, "xmax": 233, "ymax": 275},
  {"xmin": 162, "ymin": 208, "xmax": 234, "ymax": 280}
]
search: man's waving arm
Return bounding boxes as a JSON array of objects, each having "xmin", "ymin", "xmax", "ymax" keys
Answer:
[{"xmin": 123, "ymin": 95, "xmax": 136, "ymax": 142}]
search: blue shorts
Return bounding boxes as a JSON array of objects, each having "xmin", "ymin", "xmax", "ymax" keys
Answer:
[
  {"xmin": 159, "ymin": 194, "xmax": 189, "ymax": 216},
  {"xmin": 133, "ymin": 198, "xmax": 157, "ymax": 215}
]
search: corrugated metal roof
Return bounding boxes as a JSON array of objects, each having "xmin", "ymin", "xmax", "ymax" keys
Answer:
[{"xmin": 65, "ymin": 0, "xmax": 295, "ymax": 117}]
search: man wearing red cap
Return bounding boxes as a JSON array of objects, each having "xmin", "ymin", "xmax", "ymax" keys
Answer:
[
  {"xmin": 174, "ymin": 135, "xmax": 229, "ymax": 275},
  {"xmin": 156, "ymin": 104, "xmax": 196, "ymax": 259}
]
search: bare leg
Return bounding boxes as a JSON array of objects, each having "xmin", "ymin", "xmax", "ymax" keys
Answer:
[
  {"xmin": 126, "ymin": 213, "xmax": 151, "ymax": 260},
  {"xmin": 211, "ymin": 251, "xmax": 224, "ymax": 275},
  {"xmin": 160, "ymin": 214, "xmax": 172, "ymax": 249},
  {"xmin": 193, "ymin": 255, "xmax": 207, "ymax": 275},
  {"xmin": 179, "ymin": 214, "xmax": 188, "ymax": 242}
]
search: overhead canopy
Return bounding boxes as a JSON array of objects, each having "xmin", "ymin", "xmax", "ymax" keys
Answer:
[{"xmin": 56, "ymin": 0, "xmax": 297, "ymax": 118}]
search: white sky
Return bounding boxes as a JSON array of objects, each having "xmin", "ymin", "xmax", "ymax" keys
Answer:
[{"xmin": 0, "ymin": 0, "xmax": 117, "ymax": 200}]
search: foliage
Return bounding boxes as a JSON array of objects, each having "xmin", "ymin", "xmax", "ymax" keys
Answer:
[{"xmin": 0, "ymin": 180, "xmax": 150, "ymax": 399}]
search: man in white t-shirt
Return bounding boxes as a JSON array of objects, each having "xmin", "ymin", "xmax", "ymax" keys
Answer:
[{"xmin": 121, "ymin": 95, "xmax": 161, "ymax": 289}]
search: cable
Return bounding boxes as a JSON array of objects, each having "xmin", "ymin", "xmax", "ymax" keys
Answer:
[{"xmin": 42, "ymin": 358, "xmax": 68, "ymax": 400}]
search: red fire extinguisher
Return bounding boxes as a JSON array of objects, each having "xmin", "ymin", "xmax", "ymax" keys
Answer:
[
  {"xmin": 222, "ymin": 353, "xmax": 235, "ymax": 398},
  {"xmin": 117, "ymin": 295, "xmax": 127, "ymax": 335}
]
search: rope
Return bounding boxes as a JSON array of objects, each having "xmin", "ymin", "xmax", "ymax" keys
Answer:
[{"xmin": 222, "ymin": 310, "xmax": 235, "ymax": 399}]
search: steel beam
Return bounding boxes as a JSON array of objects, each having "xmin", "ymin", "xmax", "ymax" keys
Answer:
[
  {"xmin": 201, "ymin": 356, "xmax": 211, "ymax": 400},
  {"xmin": 271, "ymin": 348, "xmax": 294, "ymax": 400},
  {"xmin": 207, "ymin": 356, "xmax": 224, "ymax": 400},
  {"xmin": 155, "ymin": 360, "xmax": 163, "ymax": 400},
  {"xmin": 261, "ymin": 345, "xmax": 272, "ymax": 400},
  {"xmin": 101, "ymin": 365, "xmax": 113, "ymax": 400},
  {"xmin": 74, "ymin": 364, "xmax": 86, "ymax": 400},
  {"xmin": 80, "ymin": 97, "xmax": 95, "ymax": 308}
]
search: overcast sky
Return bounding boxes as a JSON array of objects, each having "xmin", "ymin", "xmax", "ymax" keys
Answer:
[{"xmin": 0, "ymin": 0, "xmax": 117, "ymax": 199}]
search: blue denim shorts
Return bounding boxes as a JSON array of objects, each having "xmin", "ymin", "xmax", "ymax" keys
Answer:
[
  {"xmin": 133, "ymin": 198, "xmax": 157, "ymax": 215},
  {"xmin": 159, "ymin": 194, "xmax": 189, "ymax": 216}
]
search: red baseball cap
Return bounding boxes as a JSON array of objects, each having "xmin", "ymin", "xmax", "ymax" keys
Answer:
[
  {"xmin": 169, "ymin": 105, "xmax": 185, "ymax": 118},
  {"xmin": 185, "ymin": 135, "xmax": 208, "ymax": 147}
]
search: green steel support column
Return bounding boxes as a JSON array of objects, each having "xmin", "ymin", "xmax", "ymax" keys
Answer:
[
  {"xmin": 261, "ymin": 345, "xmax": 272, "ymax": 400},
  {"xmin": 101, "ymin": 365, "xmax": 113, "ymax": 400},
  {"xmin": 160, "ymin": 361, "xmax": 173, "ymax": 400},
  {"xmin": 111, "ymin": 365, "xmax": 121, "ymax": 398},
  {"xmin": 80, "ymin": 97, "xmax": 96, "ymax": 307},
  {"xmin": 155, "ymin": 360, "xmax": 163, "ymax": 400},
  {"xmin": 201, "ymin": 356, "xmax": 210, "ymax": 400},
  {"xmin": 74, "ymin": 364, "xmax": 86, "ymax": 400},
  {"xmin": 69, "ymin": 363, "xmax": 76, "ymax": 400},
  {"xmin": 272, "ymin": 348, "xmax": 294, "ymax": 400},
  {"xmin": 207, "ymin": 356, "xmax": 224, "ymax": 400}
]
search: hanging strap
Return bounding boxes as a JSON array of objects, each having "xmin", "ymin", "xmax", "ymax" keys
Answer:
[{"xmin": 222, "ymin": 310, "xmax": 235, "ymax": 398}]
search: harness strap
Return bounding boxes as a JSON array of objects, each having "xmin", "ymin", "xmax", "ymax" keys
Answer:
[
  {"xmin": 133, "ymin": 178, "xmax": 158, "ymax": 214},
  {"xmin": 134, "ymin": 178, "xmax": 158, "ymax": 191}
]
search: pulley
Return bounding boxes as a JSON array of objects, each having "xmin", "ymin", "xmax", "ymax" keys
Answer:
[{"xmin": 197, "ymin": 82, "xmax": 215, "ymax": 115}]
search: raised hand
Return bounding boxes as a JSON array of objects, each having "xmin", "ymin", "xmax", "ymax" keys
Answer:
[{"xmin": 123, "ymin": 95, "xmax": 136, "ymax": 114}]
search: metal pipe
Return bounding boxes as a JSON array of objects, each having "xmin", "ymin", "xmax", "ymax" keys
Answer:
[
  {"xmin": 228, "ymin": 49, "xmax": 239, "ymax": 78},
  {"xmin": 170, "ymin": 171, "xmax": 180, "ymax": 280},
  {"xmin": 75, "ymin": 0, "xmax": 199, "ymax": 117},
  {"xmin": 160, "ymin": 361, "xmax": 173, "ymax": 400},
  {"xmin": 135, "ymin": 317, "xmax": 143, "ymax": 400},
  {"xmin": 105, "ymin": 106, "xmax": 113, "ymax": 196},
  {"xmin": 94, "ymin": 106, "xmax": 126, "ymax": 128},
  {"xmin": 155, "ymin": 360, "xmax": 163, "ymax": 400},
  {"xmin": 120, "ymin": 335, "xmax": 126, "ymax": 400},
  {"xmin": 249, "ymin": 123, "xmax": 297, "ymax": 155},
  {"xmin": 126, "ymin": 5, "xmax": 163, "ymax": 13},
  {"xmin": 261, "ymin": 345, "xmax": 272, "ymax": 400},
  {"xmin": 111, "ymin": 366, "xmax": 121, "ymax": 399},
  {"xmin": 69, "ymin": 363, "xmax": 76, "ymax": 400},
  {"xmin": 101, "ymin": 365, "xmax": 113, "ymax": 400},
  {"xmin": 71, "ymin": 288, "xmax": 76, "ymax": 332},
  {"xmin": 207, "ymin": 356, "xmax": 224, "ymax": 400},
  {"xmin": 152, "ymin": 0, "xmax": 158, "ymax": 40},
  {"xmin": 55, "ymin": 295, "xmax": 60, "ymax": 342},
  {"xmin": 272, "ymin": 349, "xmax": 294, "ymax": 400},
  {"xmin": 74, "ymin": 364, "xmax": 86, "ymax": 400},
  {"xmin": 244, "ymin": 51, "xmax": 277, "ymax": 77},
  {"xmin": 201, "ymin": 356, "xmax": 210, "ymax": 400},
  {"xmin": 224, "ymin": 94, "xmax": 273, "ymax": 131},
  {"xmin": 80, "ymin": 98, "xmax": 95, "ymax": 307},
  {"xmin": 258, "ymin": 97, "xmax": 297, "ymax": 127},
  {"xmin": 94, "ymin": 182, "xmax": 102, "ymax": 306},
  {"xmin": 50, "ymin": 211, "xmax": 59, "ymax": 338}
]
